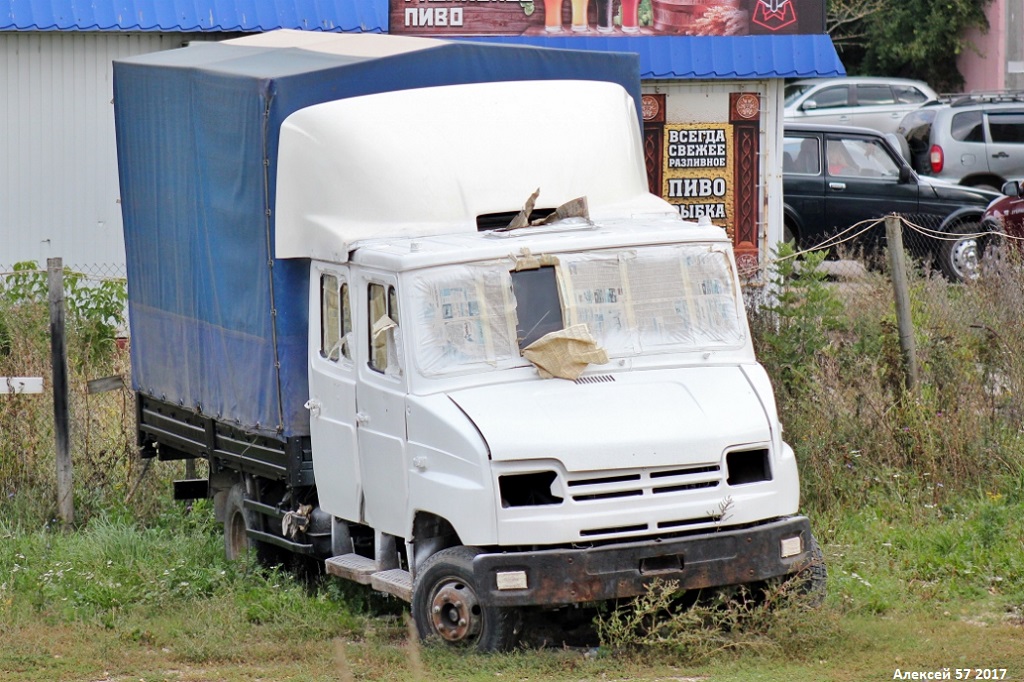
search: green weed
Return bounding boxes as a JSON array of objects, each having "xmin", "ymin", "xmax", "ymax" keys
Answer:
[
  {"xmin": 754, "ymin": 245, "xmax": 846, "ymax": 400},
  {"xmin": 593, "ymin": 576, "xmax": 837, "ymax": 663}
]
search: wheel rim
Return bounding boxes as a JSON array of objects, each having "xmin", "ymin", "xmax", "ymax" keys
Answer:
[
  {"xmin": 950, "ymin": 235, "xmax": 980, "ymax": 280},
  {"xmin": 428, "ymin": 579, "xmax": 482, "ymax": 642}
]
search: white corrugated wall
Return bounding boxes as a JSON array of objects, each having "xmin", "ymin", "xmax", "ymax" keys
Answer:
[{"xmin": 0, "ymin": 32, "xmax": 213, "ymax": 276}]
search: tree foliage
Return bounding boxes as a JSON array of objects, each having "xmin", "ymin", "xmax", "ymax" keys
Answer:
[{"xmin": 827, "ymin": 0, "xmax": 993, "ymax": 92}]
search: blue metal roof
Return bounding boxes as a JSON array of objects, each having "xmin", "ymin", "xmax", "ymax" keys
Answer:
[
  {"xmin": 2, "ymin": 0, "xmax": 387, "ymax": 32},
  {"xmin": 458, "ymin": 35, "xmax": 845, "ymax": 80},
  {"xmin": 2, "ymin": 1, "xmax": 843, "ymax": 79}
]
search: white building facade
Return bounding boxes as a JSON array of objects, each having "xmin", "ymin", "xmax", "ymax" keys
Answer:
[{"xmin": 1, "ymin": 32, "xmax": 208, "ymax": 274}]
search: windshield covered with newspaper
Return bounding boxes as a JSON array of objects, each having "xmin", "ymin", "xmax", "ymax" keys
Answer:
[{"xmin": 409, "ymin": 243, "xmax": 745, "ymax": 376}]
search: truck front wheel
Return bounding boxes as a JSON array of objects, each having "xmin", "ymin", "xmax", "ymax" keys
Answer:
[
  {"xmin": 795, "ymin": 534, "xmax": 827, "ymax": 607},
  {"xmin": 412, "ymin": 546, "xmax": 522, "ymax": 652}
]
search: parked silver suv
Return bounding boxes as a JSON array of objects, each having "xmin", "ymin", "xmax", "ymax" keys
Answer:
[
  {"xmin": 784, "ymin": 77, "xmax": 937, "ymax": 134},
  {"xmin": 897, "ymin": 92, "xmax": 1024, "ymax": 190}
]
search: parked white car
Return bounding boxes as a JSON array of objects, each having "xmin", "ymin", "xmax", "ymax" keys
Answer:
[{"xmin": 784, "ymin": 77, "xmax": 938, "ymax": 134}]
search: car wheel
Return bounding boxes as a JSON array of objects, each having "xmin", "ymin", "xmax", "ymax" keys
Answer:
[
  {"xmin": 783, "ymin": 220, "xmax": 797, "ymax": 248},
  {"xmin": 412, "ymin": 546, "xmax": 522, "ymax": 652},
  {"xmin": 977, "ymin": 230, "xmax": 1009, "ymax": 277},
  {"xmin": 938, "ymin": 222, "xmax": 984, "ymax": 282}
]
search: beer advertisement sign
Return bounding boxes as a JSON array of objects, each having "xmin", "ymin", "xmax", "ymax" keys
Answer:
[
  {"xmin": 390, "ymin": 0, "xmax": 826, "ymax": 36},
  {"xmin": 662, "ymin": 124, "xmax": 734, "ymax": 223},
  {"xmin": 641, "ymin": 91, "xmax": 763, "ymax": 274}
]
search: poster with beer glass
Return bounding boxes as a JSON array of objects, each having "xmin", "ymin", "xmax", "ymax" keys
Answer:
[{"xmin": 390, "ymin": 0, "xmax": 825, "ymax": 37}]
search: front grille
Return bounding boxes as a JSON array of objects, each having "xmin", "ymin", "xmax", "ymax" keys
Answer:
[
  {"xmin": 566, "ymin": 464, "xmax": 722, "ymax": 502},
  {"xmin": 567, "ymin": 463, "xmax": 725, "ymax": 539}
]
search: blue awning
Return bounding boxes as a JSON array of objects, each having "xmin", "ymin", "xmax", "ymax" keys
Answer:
[
  {"xmin": 1, "ymin": 0, "xmax": 387, "ymax": 32},
  {"xmin": 2, "ymin": 1, "xmax": 843, "ymax": 79},
  {"xmin": 456, "ymin": 34, "xmax": 845, "ymax": 80}
]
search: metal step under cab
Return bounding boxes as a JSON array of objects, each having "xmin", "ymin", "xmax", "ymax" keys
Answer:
[
  {"xmin": 325, "ymin": 554, "xmax": 413, "ymax": 602},
  {"xmin": 371, "ymin": 568, "xmax": 413, "ymax": 602}
]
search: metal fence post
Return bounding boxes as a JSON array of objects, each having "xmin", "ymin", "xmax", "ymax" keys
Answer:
[
  {"xmin": 48, "ymin": 258, "xmax": 74, "ymax": 527},
  {"xmin": 885, "ymin": 215, "xmax": 919, "ymax": 392}
]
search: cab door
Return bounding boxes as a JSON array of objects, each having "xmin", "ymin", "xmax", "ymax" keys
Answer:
[
  {"xmin": 355, "ymin": 275, "xmax": 408, "ymax": 537},
  {"xmin": 307, "ymin": 265, "xmax": 360, "ymax": 521}
]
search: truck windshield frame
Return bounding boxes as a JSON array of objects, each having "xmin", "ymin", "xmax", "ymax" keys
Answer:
[{"xmin": 408, "ymin": 243, "xmax": 746, "ymax": 377}]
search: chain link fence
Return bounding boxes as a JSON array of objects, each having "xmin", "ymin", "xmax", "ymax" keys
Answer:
[
  {"xmin": 0, "ymin": 261, "xmax": 150, "ymax": 524},
  {"xmin": 780, "ymin": 212, "xmax": 1019, "ymax": 367}
]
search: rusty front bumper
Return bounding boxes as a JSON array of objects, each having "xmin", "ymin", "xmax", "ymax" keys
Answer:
[{"xmin": 473, "ymin": 516, "xmax": 814, "ymax": 607}]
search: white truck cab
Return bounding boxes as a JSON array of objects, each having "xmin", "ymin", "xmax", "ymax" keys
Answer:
[{"xmin": 279, "ymin": 81, "xmax": 815, "ymax": 649}]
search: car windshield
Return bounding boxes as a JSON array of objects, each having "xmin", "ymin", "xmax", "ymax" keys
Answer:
[
  {"xmin": 784, "ymin": 83, "xmax": 814, "ymax": 107},
  {"xmin": 409, "ymin": 244, "xmax": 745, "ymax": 376}
]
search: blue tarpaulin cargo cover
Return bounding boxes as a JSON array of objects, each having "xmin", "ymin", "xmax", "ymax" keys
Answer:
[{"xmin": 113, "ymin": 31, "xmax": 641, "ymax": 438}]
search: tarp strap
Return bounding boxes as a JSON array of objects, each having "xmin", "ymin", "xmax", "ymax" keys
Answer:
[{"xmin": 261, "ymin": 88, "xmax": 286, "ymax": 434}]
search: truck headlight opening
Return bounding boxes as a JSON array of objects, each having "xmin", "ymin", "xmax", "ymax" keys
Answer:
[{"xmin": 498, "ymin": 471, "xmax": 563, "ymax": 508}]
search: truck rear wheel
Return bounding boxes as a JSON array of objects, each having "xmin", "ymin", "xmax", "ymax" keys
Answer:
[
  {"xmin": 223, "ymin": 482, "xmax": 282, "ymax": 563},
  {"xmin": 412, "ymin": 546, "xmax": 522, "ymax": 652}
]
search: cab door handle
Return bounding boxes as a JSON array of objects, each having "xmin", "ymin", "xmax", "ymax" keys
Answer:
[
  {"xmin": 304, "ymin": 399, "xmax": 322, "ymax": 417},
  {"xmin": 829, "ymin": 182, "xmax": 847, "ymax": 190}
]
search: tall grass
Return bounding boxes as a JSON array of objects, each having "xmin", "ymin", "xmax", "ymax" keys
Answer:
[{"xmin": 750, "ymin": 246, "xmax": 1024, "ymax": 513}]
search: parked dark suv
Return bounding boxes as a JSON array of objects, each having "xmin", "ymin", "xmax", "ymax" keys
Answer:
[
  {"xmin": 897, "ymin": 92, "xmax": 1024, "ymax": 190},
  {"xmin": 784, "ymin": 124, "xmax": 1000, "ymax": 280}
]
